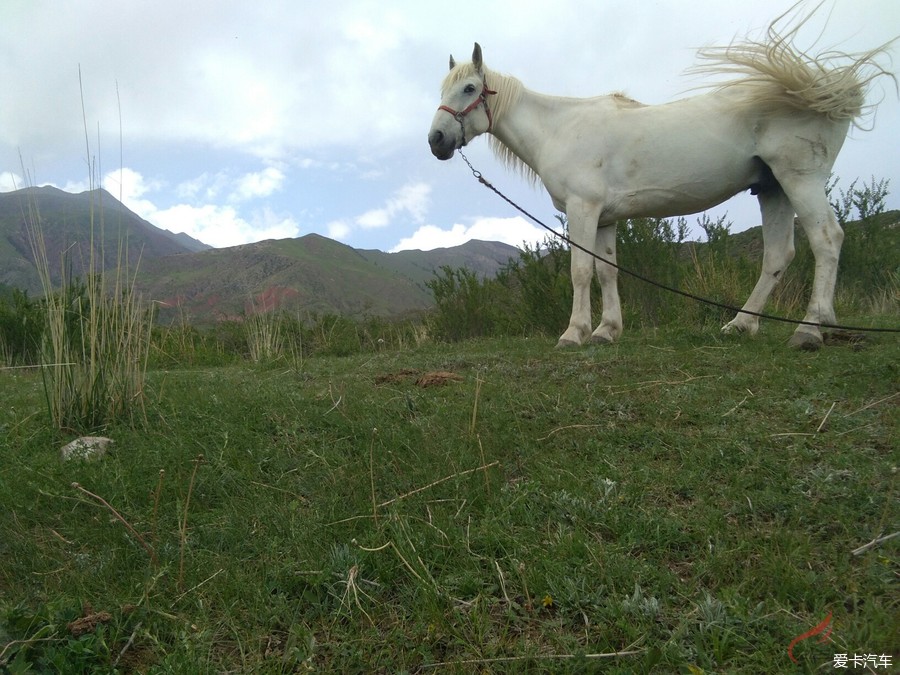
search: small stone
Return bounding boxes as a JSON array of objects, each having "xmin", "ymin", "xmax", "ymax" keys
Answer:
[{"xmin": 60, "ymin": 436, "xmax": 114, "ymax": 462}]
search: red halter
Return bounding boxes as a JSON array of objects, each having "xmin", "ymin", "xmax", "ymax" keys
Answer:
[{"xmin": 437, "ymin": 81, "xmax": 498, "ymax": 144}]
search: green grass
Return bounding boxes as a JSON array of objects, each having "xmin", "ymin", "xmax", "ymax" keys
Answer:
[{"xmin": 1, "ymin": 324, "xmax": 897, "ymax": 673}]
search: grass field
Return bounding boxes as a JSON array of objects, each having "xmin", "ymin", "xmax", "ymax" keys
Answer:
[{"xmin": 1, "ymin": 324, "xmax": 897, "ymax": 673}]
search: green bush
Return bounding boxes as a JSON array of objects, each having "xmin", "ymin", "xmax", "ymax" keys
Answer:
[
  {"xmin": 426, "ymin": 266, "xmax": 514, "ymax": 341},
  {"xmin": 149, "ymin": 320, "xmax": 239, "ymax": 369},
  {"xmin": 617, "ymin": 216, "xmax": 690, "ymax": 327},
  {"xmin": 0, "ymin": 288, "xmax": 44, "ymax": 366},
  {"xmin": 424, "ymin": 176, "xmax": 896, "ymax": 341},
  {"xmin": 505, "ymin": 238, "xmax": 575, "ymax": 334}
]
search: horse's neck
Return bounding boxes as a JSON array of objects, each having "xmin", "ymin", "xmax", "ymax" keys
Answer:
[
  {"xmin": 490, "ymin": 88, "xmax": 618, "ymax": 181},
  {"xmin": 490, "ymin": 88, "xmax": 557, "ymax": 174}
]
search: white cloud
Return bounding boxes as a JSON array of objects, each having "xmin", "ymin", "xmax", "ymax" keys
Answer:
[
  {"xmin": 60, "ymin": 179, "xmax": 91, "ymax": 193},
  {"xmin": 232, "ymin": 166, "xmax": 285, "ymax": 202},
  {"xmin": 356, "ymin": 181, "xmax": 431, "ymax": 230},
  {"xmin": 151, "ymin": 203, "xmax": 239, "ymax": 245},
  {"xmin": 327, "ymin": 220, "xmax": 351, "ymax": 241},
  {"xmin": 102, "ymin": 167, "xmax": 164, "ymax": 217},
  {"xmin": 356, "ymin": 208, "xmax": 390, "ymax": 229},
  {"xmin": 248, "ymin": 206, "xmax": 300, "ymax": 241},
  {"xmin": 391, "ymin": 216, "xmax": 547, "ymax": 252},
  {"xmin": 171, "ymin": 167, "xmax": 285, "ymax": 204},
  {"xmin": 389, "ymin": 182, "xmax": 431, "ymax": 222},
  {"xmin": 0, "ymin": 171, "xmax": 24, "ymax": 192},
  {"xmin": 175, "ymin": 172, "xmax": 230, "ymax": 201},
  {"xmin": 93, "ymin": 166, "xmax": 299, "ymax": 247},
  {"xmin": 151, "ymin": 203, "xmax": 298, "ymax": 248}
]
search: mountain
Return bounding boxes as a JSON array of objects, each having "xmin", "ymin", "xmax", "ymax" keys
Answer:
[
  {"xmin": 0, "ymin": 186, "xmax": 210, "ymax": 291},
  {"xmin": 0, "ymin": 187, "xmax": 520, "ymax": 322},
  {"xmin": 136, "ymin": 234, "xmax": 520, "ymax": 322},
  {"xmin": 359, "ymin": 239, "xmax": 524, "ymax": 286}
]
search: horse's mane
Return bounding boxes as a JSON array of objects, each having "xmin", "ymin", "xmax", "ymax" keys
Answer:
[
  {"xmin": 442, "ymin": 63, "xmax": 539, "ymax": 185},
  {"xmin": 690, "ymin": 5, "xmax": 897, "ymax": 126}
]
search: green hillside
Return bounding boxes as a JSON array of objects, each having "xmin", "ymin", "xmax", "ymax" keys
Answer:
[
  {"xmin": 0, "ymin": 187, "xmax": 209, "ymax": 291},
  {"xmin": 0, "ymin": 188, "xmax": 520, "ymax": 322}
]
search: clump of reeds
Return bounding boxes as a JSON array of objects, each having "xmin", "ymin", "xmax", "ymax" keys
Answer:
[
  {"xmin": 244, "ymin": 303, "xmax": 285, "ymax": 363},
  {"xmin": 22, "ymin": 78, "xmax": 151, "ymax": 431}
]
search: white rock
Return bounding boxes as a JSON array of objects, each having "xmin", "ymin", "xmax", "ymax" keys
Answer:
[{"xmin": 61, "ymin": 436, "xmax": 114, "ymax": 462}]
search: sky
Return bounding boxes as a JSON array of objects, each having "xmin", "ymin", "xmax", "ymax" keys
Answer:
[{"xmin": 1, "ymin": 1, "xmax": 897, "ymax": 252}]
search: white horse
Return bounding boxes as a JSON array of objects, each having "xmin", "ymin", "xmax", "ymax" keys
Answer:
[{"xmin": 428, "ymin": 11, "xmax": 894, "ymax": 349}]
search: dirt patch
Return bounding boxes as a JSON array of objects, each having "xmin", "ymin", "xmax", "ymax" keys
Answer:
[
  {"xmin": 416, "ymin": 371, "xmax": 464, "ymax": 388},
  {"xmin": 374, "ymin": 369, "xmax": 420, "ymax": 385},
  {"xmin": 374, "ymin": 369, "xmax": 464, "ymax": 387},
  {"xmin": 67, "ymin": 604, "xmax": 112, "ymax": 637},
  {"xmin": 823, "ymin": 330, "xmax": 868, "ymax": 350}
]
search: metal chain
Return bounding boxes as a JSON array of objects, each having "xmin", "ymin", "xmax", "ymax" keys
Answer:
[{"xmin": 458, "ymin": 150, "xmax": 900, "ymax": 334}]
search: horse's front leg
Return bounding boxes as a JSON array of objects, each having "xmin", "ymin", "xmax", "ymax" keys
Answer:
[
  {"xmin": 590, "ymin": 224, "xmax": 622, "ymax": 344},
  {"xmin": 556, "ymin": 203, "xmax": 601, "ymax": 347},
  {"xmin": 556, "ymin": 244, "xmax": 594, "ymax": 347}
]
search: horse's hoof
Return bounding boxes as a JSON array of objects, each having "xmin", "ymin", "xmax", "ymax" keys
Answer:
[
  {"xmin": 590, "ymin": 334, "xmax": 614, "ymax": 345},
  {"xmin": 555, "ymin": 338, "xmax": 580, "ymax": 349},
  {"xmin": 788, "ymin": 331, "xmax": 823, "ymax": 351},
  {"xmin": 722, "ymin": 320, "xmax": 758, "ymax": 336}
]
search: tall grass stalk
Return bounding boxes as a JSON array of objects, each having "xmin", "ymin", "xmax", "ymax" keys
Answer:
[
  {"xmin": 244, "ymin": 305, "xmax": 284, "ymax": 363},
  {"xmin": 71, "ymin": 481, "xmax": 158, "ymax": 566},
  {"xmin": 178, "ymin": 454, "xmax": 204, "ymax": 593},
  {"xmin": 22, "ymin": 77, "xmax": 151, "ymax": 432},
  {"xmin": 24, "ymin": 188, "xmax": 151, "ymax": 431}
]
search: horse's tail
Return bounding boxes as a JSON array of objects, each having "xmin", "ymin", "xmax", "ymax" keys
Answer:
[{"xmin": 692, "ymin": 6, "xmax": 896, "ymax": 126}]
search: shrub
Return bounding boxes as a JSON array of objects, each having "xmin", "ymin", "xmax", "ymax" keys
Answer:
[
  {"xmin": 423, "ymin": 176, "xmax": 895, "ymax": 341},
  {"xmin": 0, "ymin": 288, "xmax": 44, "ymax": 366},
  {"xmin": 426, "ymin": 266, "xmax": 514, "ymax": 341},
  {"xmin": 505, "ymin": 237, "xmax": 575, "ymax": 334}
]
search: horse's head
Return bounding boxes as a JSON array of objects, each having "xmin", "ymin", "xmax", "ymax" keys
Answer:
[{"xmin": 428, "ymin": 43, "xmax": 497, "ymax": 160}]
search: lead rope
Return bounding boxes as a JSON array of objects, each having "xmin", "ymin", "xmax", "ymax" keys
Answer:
[{"xmin": 458, "ymin": 150, "xmax": 900, "ymax": 335}]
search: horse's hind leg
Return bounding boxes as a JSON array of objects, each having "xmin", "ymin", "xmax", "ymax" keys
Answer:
[
  {"xmin": 781, "ymin": 179, "xmax": 844, "ymax": 349},
  {"xmin": 723, "ymin": 185, "xmax": 795, "ymax": 336},
  {"xmin": 590, "ymin": 224, "xmax": 622, "ymax": 344}
]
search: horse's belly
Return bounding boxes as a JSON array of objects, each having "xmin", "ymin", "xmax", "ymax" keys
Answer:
[{"xmin": 614, "ymin": 178, "xmax": 751, "ymax": 219}]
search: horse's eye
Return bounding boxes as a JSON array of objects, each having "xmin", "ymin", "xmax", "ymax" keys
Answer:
[{"xmin": 464, "ymin": 84, "xmax": 476, "ymax": 94}]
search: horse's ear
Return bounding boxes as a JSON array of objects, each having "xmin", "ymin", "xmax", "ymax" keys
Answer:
[
  {"xmin": 472, "ymin": 43, "xmax": 483, "ymax": 73},
  {"xmin": 449, "ymin": 54, "xmax": 456, "ymax": 70}
]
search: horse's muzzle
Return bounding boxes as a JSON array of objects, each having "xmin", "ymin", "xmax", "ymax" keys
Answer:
[{"xmin": 428, "ymin": 130, "xmax": 456, "ymax": 160}]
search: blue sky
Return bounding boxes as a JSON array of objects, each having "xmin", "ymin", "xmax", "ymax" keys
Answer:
[{"xmin": 1, "ymin": 0, "xmax": 897, "ymax": 251}]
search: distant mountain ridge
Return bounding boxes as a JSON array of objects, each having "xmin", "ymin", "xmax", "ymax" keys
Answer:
[
  {"xmin": 0, "ymin": 187, "xmax": 520, "ymax": 322},
  {"xmin": 0, "ymin": 186, "xmax": 210, "ymax": 291},
  {"xmin": 137, "ymin": 233, "xmax": 520, "ymax": 322}
]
